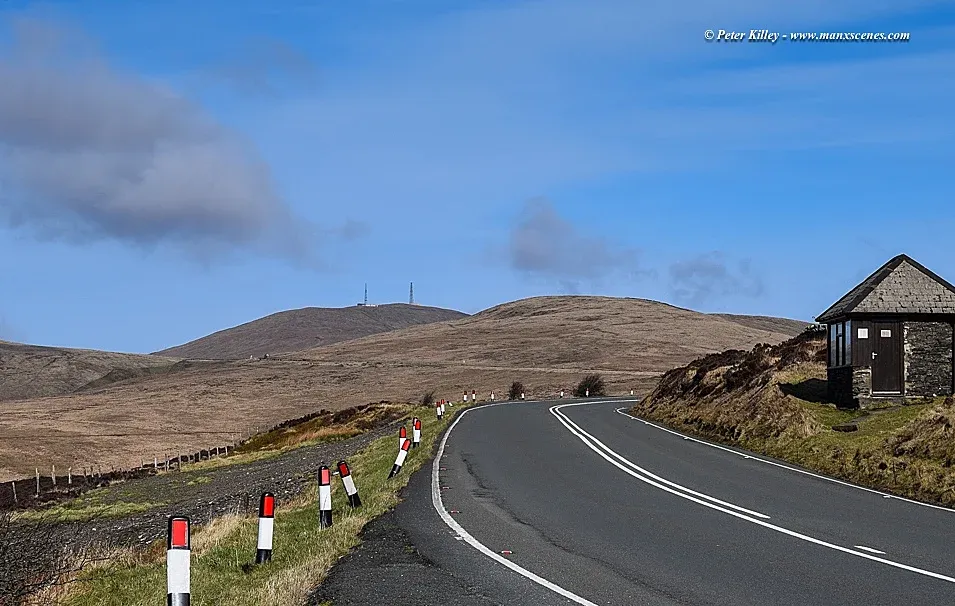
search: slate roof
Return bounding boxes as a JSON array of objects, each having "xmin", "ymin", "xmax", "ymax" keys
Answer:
[{"xmin": 816, "ymin": 254, "xmax": 955, "ymax": 323}]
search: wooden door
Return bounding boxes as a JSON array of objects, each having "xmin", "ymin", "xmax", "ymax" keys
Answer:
[{"xmin": 871, "ymin": 321, "xmax": 902, "ymax": 394}]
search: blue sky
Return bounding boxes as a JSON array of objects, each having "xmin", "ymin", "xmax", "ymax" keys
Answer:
[{"xmin": 1, "ymin": 1, "xmax": 953, "ymax": 353}]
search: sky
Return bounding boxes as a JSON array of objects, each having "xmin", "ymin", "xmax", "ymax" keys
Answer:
[{"xmin": 0, "ymin": 1, "xmax": 953, "ymax": 353}]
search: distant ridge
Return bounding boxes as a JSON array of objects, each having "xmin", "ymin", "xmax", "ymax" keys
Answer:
[{"xmin": 154, "ymin": 303, "xmax": 469, "ymax": 359}]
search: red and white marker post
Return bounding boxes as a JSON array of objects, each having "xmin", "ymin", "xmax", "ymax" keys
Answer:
[
  {"xmin": 440, "ymin": 399, "xmax": 446, "ymax": 416},
  {"xmin": 472, "ymin": 389, "xmax": 476, "ymax": 402},
  {"xmin": 490, "ymin": 391, "xmax": 495, "ymax": 401},
  {"xmin": 464, "ymin": 391, "xmax": 469, "ymax": 403},
  {"xmin": 560, "ymin": 389, "xmax": 564, "ymax": 398},
  {"xmin": 255, "ymin": 493, "xmax": 275, "ymax": 564},
  {"xmin": 436, "ymin": 401, "xmax": 443, "ymax": 420},
  {"xmin": 318, "ymin": 465, "xmax": 332, "ymax": 529},
  {"xmin": 399, "ymin": 425, "xmax": 407, "ymax": 450},
  {"xmin": 338, "ymin": 460, "xmax": 361, "ymax": 508},
  {"xmin": 520, "ymin": 392, "xmax": 525, "ymax": 400},
  {"xmin": 166, "ymin": 516, "xmax": 190, "ymax": 606},
  {"xmin": 389, "ymin": 439, "xmax": 412, "ymax": 478},
  {"xmin": 412, "ymin": 417, "xmax": 421, "ymax": 448}
]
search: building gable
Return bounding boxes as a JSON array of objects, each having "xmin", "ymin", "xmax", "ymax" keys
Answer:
[{"xmin": 817, "ymin": 255, "xmax": 955, "ymax": 322}]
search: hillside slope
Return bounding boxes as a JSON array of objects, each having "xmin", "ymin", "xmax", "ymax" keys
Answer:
[
  {"xmin": 0, "ymin": 296, "xmax": 802, "ymax": 480},
  {"xmin": 630, "ymin": 329, "xmax": 955, "ymax": 506},
  {"xmin": 155, "ymin": 303, "xmax": 468, "ymax": 359},
  {"xmin": 711, "ymin": 313, "xmax": 809, "ymax": 336},
  {"xmin": 297, "ymin": 296, "xmax": 806, "ymax": 373},
  {"xmin": 0, "ymin": 340, "xmax": 179, "ymax": 402}
]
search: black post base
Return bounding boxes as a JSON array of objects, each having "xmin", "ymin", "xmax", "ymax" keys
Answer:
[
  {"xmin": 255, "ymin": 548, "xmax": 272, "ymax": 564},
  {"xmin": 168, "ymin": 593, "xmax": 190, "ymax": 606}
]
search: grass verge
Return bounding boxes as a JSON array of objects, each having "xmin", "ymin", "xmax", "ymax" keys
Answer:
[
  {"xmin": 632, "ymin": 330, "xmax": 955, "ymax": 507},
  {"xmin": 62, "ymin": 402, "xmax": 468, "ymax": 606}
]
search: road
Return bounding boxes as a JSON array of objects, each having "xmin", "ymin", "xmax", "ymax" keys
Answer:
[{"xmin": 317, "ymin": 398, "xmax": 955, "ymax": 605}]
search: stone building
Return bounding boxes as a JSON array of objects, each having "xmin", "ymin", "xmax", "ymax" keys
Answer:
[{"xmin": 815, "ymin": 254, "xmax": 955, "ymax": 407}]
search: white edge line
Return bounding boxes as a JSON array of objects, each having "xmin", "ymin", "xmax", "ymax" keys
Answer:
[
  {"xmin": 855, "ymin": 545, "xmax": 887, "ymax": 555},
  {"xmin": 613, "ymin": 407, "xmax": 955, "ymax": 514},
  {"xmin": 556, "ymin": 402, "xmax": 770, "ymax": 519},
  {"xmin": 431, "ymin": 401, "xmax": 602, "ymax": 606},
  {"xmin": 553, "ymin": 403, "xmax": 955, "ymax": 584}
]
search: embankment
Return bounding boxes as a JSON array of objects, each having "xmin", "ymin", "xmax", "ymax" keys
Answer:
[{"xmin": 630, "ymin": 328, "xmax": 955, "ymax": 507}]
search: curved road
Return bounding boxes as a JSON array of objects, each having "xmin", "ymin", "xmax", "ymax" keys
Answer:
[{"xmin": 380, "ymin": 398, "xmax": 955, "ymax": 605}]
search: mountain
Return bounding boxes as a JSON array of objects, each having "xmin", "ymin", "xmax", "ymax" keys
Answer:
[
  {"xmin": 299, "ymin": 296, "xmax": 808, "ymax": 373},
  {"xmin": 154, "ymin": 303, "xmax": 469, "ymax": 359},
  {"xmin": 0, "ymin": 296, "xmax": 806, "ymax": 480}
]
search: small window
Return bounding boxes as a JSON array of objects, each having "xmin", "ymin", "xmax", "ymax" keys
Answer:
[
  {"xmin": 828, "ymin": 324, "xmax": 837, "ymax": 367},
  {"xmin": 844, "ymin": 320, "xmax": 852, "ymax": 365},
  {"xmin": 858, "ymin": 328, "xmax": 869, "ymax": 339},
  {"xmin": 881, "ymin": 329, "xmax": 892, "ymax": 338}
]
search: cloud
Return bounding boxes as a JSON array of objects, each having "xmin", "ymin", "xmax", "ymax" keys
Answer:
[
  {"xmin": 0, "ymin": 18, "xmax": 317, "ymax": 264},
  {"xmin": 330, "ymin": 219, "xmax": 371, "ymax": 241},
  {"xmin": 669, "ymin": 252, "xmax": 765, "ymax": 307},
  {"xmin": 204, "ymin": 37, "xmax": 320, "ymax": 98},
  {"xmin": 508, "ymin": 198, "xmax": 644, "ymax": 289}
]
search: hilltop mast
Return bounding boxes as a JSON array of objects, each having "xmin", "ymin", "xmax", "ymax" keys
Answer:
[
  {"xmin": 364, "ymin": 283, "xmax": 368, "ymax": 306},
  {"xmin": 409, "ymin": 282, "xmax": 414, "ymax": 305}
]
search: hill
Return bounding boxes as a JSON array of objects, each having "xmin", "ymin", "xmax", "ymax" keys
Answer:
[
  {"xmin": 0, "ymin": 296, "xmax": 804, "ymax": 480},
  {"xmin": 631, "ymin": 329, "xmax": 955, "ymax": 506},
  {"xmin": 296, "ymin": 296, "xmax": 807, "ymax": 372},
  {"xmin": 154, "ymin": 303, "xmax": 469, "ymax": 359},
  {"xmin": 711, "ymin": 313, "xmax": 809, "ymax": 336},
  {"xmin": 0, "ymin": 340, "xmax": 179, "ymax": 402}
]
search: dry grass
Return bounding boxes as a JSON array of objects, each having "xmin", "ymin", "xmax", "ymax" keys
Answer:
[
  {"xmin": 632, "ymin": 330, "xmax": 955, "ymax": 506},
  {"xmin": 62, "ymin": 401, "xmax": 467, "ymax": 606},
  {"xmin": 0, "ymin": 296, "xmax": 802, "ymax": 481},
  {"xmin": 155, "ymin": 303, "xmax": 468, "ymax": 359}
]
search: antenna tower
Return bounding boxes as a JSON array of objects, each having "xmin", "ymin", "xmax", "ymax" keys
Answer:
[
  {"xmin": 409, "ymin": 282, "xmax": 415, "ymax": 305},
  {"xmin": 364, "ymin": 283, "xmax": 368, "ymax": 306}
]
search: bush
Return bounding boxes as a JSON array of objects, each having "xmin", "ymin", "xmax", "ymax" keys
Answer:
[
  {"xmin": 420, "ymin": 390, "xmax": 436, "ymax": 407},
  {"xmin": 508, "ymin": 381, "xmax": 525, "ymax": 400},
  {"xmin": 573, "ymin": 374, "xmax": 605, "ymax": 398}
]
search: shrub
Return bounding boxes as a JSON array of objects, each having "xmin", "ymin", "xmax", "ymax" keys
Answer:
[
  {"xmin": 574, "ymin": 374, "xmax": 605, "ymax": 398},
  {"xmin": 508, "ymin": 382, "xmax": 525, "ymax": 401},
  {"xmin": 419, "ymin": 390, "xmax": 436, "ymax": 407}
]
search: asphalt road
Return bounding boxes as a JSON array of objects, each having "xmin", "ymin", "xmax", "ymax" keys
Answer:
[{"xmin": 369, "ymin": 398, "xmax": 955, "ymax": 606}]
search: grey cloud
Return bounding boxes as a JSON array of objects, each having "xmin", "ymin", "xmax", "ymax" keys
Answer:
[
  {"xmin": 669, "ymin": 252, "xmax": 764, "ymax": 307},
  {"xmin": 334, "ymin": 219, "xmax": 371, "ymax": 241},
  {"xmin": 0, "ymin": 19, "xmax": 316, "ymax": 264},
  {"xmin": 206, "ymin": 37, "xmax": 319, "ymax": 97},
  {"xmin": 509, "ymin": 197, "xmax": 643, "ymax": 289}
]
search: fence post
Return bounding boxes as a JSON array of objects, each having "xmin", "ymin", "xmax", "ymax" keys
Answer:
[
  {"xmin": 35, "ymin": 468, "xmax": 39, "ymax": 496},
  {"xmin": 68, "ymin": 467, "xmax": 72, "ymax": 486},
  {"xmin": 51, "ymin": 464, "xmax": 56, "ymax": 487},
  {"xmin": 11, "ymin": 481, "xmax": 16, "ymax": 505}
]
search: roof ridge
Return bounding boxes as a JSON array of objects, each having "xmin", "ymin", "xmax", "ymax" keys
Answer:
[{"xmin": 815, "ymin": 255, "xmax": 955, "ymax": 322}]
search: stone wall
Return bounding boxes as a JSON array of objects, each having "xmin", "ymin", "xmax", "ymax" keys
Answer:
[
  {"xmin": 903, "ymin": 321, "xmax": 954, "ymax": 397},
  {"xmin": 852, "ymin": 368, "xmax": 871, "ymax": 406}
]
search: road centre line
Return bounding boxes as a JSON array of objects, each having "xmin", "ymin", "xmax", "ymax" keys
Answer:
[
  {"xmin": 613, "ymin": 407, "xmax": 955, "ymax": 514},
  {"xmin": 554, "ymin": 402, "xmax": 955, "ymax": 585}
]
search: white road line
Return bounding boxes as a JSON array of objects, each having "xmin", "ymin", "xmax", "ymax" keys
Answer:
[
  {"xmin": 613, "ymin": 407, "xmax": 955, "ymax": 514},
  {"xmin": 555, "ymin": 402, "xmax": 770, "ymax": 519},
  {"xmin": 432, "ymin": 401, "xmax": 601, "ymax": 606},
  {"xmin": 554, "ymin": 403, "xmax": 955, "ymax": 585},
  {"xmin": 855, "ymin": 545, "xmax": 887, "ymax": 555}
]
